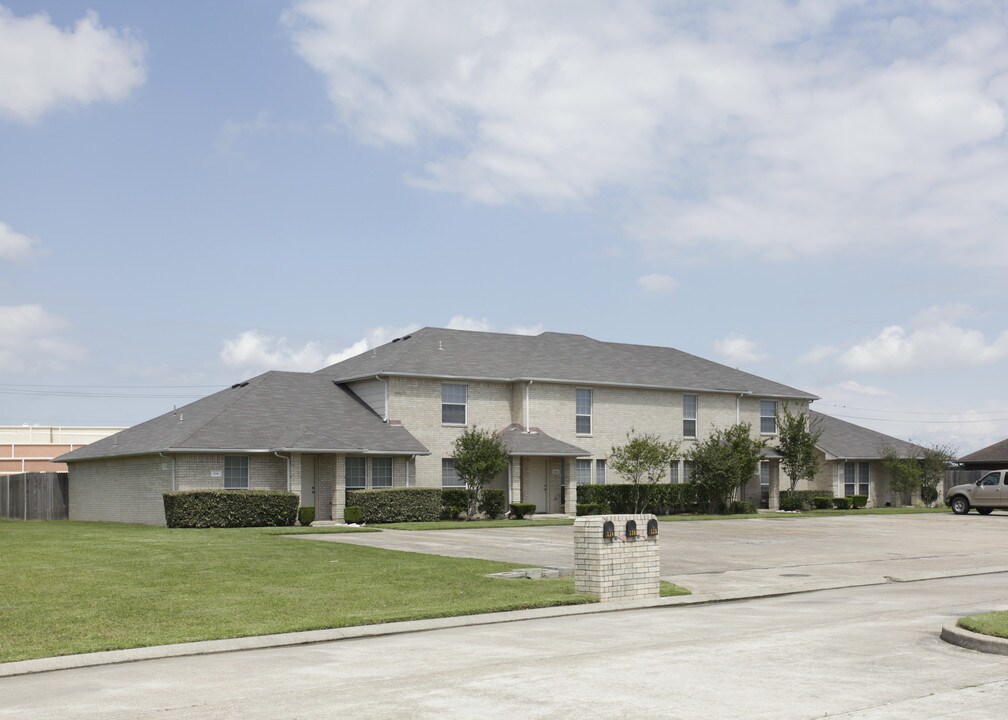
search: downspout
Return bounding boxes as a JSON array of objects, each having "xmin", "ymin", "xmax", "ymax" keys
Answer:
[
  {"xmin": 376, "ymin": 375, "xmax": 388, "ymax": 422},
  {"xmin": 159, "ymin": 452, "xmax": 176, "ymax": 491},
  {"xmin": 274, "ymin": 451, "xmax": 291, "ymax": 492}
]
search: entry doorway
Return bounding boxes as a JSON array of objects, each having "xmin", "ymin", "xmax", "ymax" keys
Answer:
[{"xmin": 521, "ymin": 457, "xmax": 564, "ymax": 513}]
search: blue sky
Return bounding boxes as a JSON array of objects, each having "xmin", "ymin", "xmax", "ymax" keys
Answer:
[{"xmin": 2, "ymin": 1, "xmax": 1007, "ymax": 454}]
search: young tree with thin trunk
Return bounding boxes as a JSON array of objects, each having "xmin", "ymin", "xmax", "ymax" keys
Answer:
[
  {"xmin": 880, "ymin": 446, "xmax": 922, "ymax": 507},
  {"xmin": 919, "ymin": 443, "xmax": 957, "ymax": 506},
  {"xmin": 608, "ymin": 431, "xmax": 681, "ymax": 513},
  {"xmin": 451, "ymin": 426, "xmax": 510, "ymax": 520},
  {"xmin": 686, "ymin": 423, "xmax": 767, "ymax": 513},
  {"xmin": 776, "ymin": 404, "xmax": 823, "ymax": 496}
]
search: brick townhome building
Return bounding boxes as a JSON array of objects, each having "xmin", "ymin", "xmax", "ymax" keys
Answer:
[{"xmin": 60, "ymin": 328, "xmax": 915, "ymax": 524}]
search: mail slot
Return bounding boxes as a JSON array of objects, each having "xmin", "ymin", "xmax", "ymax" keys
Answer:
[
  {"xmin": 647, "ymin": 518, "xmax": 659, "ymax": 537},
  {"xmin": 602, "ymin": 520, "xmax": 615, "ymax": 539},
  {"xmin": 625, "ymin": 520, "xmax": 638, "ymax": 538}
]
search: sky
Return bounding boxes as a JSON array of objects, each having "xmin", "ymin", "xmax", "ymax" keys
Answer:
[{"xmin": 1, "ymin": 0, "xmax": 1007, "ymax": 455}]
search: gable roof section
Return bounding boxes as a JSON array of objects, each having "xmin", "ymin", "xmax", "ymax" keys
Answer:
[
  {"xmin": 959, "ymin": 438, "xmax": 1008, "ymax": 464},
  {"xmin": 317, "ymin": 327, "xmax": 817, "ymax": 400},
  {"xmin": 498, "ymin": 424, "xmax": 590, "ymax": 457},
  {"xmin": 58, "ymin": 371, "xmax": 429, "ymax": 462},
  {"xmin": 811, "ymin": 411, "xmax": 922, "ymax": 460}
]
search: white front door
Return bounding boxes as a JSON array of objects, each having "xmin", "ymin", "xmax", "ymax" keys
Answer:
[{"xmin": 523, "ymin": 457, "xmax": 548, "ymax": 512}]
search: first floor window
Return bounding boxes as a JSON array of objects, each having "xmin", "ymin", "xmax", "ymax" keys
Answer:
[
  {"xmin": 670, "ymin": 461, "xmax": 679, "ymax": 484},
  {"xmin": 576, "ymin": 388, "xmax": 593, "ymax": 434},
  {"xmin": 682, "ymin": 461, "xmax": 693, "ymax": 483},
  {"xmin": 760, "ymin": 461, "xmax": 770, "ymax": 507},
  {"xmin": 760, "ymin": 400, "xmax": 778, "ymax": 434},
  {"xmin": 371, "ymin": 457, "xmax": 393, "ymax": 488},
  {"xmin": 346, "ymin": 457, "xmax": 366, "ymax": 489},
  {"xmin": 576, "ymin": 459, "xmax": 592, "ymax": 486},
  {"xmin": 683, "ymin": 394, "xmax": 698, "ymax": 438},
  {"xmin": 224, "ymin": 455, "xmax": 249, "ymax": 489},
  {"xmin": 596, "ymin": 459, "xmax": 606, "ymax": 485},
  {"xmin": 442, "ymin": 458, "xmax": 464, "ymax": 487},
  {"xmin": 844, "ymin": 461, "xmax": 870, "ymax": 497}
]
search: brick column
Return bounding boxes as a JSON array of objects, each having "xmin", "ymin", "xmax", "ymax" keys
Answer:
[
  {"xmin": 574, "ymin": 514, "xmax": 660, "ymax": 601},
  {"xmin": 769, "ymin": 460, "xmax": 780, "ymax": 511},
  {"xmin": 333, "ymin": 454, "xmax": 346, "ymax": 523},
  {"xmin": 509, "ymin": 456, "xmax": 522, "ymax": 506},
  {"xmin": 564, "ymin": 457, "xmax": 577, "ymax": 515},
  {"xmin": 290, "ymin": 452, "xmax": 303, "ymax": 504}
]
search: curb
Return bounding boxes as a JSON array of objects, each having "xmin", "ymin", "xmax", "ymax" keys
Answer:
[{"xmin": 940, "ymin": 621, "xmax": 1008, "ymax": 656}]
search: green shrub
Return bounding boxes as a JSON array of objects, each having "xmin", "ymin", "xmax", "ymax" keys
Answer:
[
  {"xmin": 577, "ymin": 483, "xmax": 698, "ymax": 515},
  {"xmin": 812, "ymin": 496, "xmax": 834, "ymax": 510},
  {"xmin": 163, "ymin": 490, "xmax": 298, "ymax": 528},
  {"xmin": 848, "ymin": 494, "xmax": 868, "ymax": 509},
  {"xmin": 779, "ymin": 494, "xmax": 805, "ymax": 511},
  {"xmin": 576, "ymin": 503, "xmax": 611, "ymax": 516},
  {"xmin": 478, "ymin": 488, "xmax": 506, "ymax": 519},
  {"xmin": 346, "ymin": 487, "xmax": 442, "ymax": 523},
  {"xmin": 510, "ymin": 502, "xmax": 536, "ymax": 519},
  {"xmin": 832, "ymin": 497, "xmax": 851, "ymax": 509},
  {"xmin": 728, "ymin": 500, "xmax": 758, "ymax": 514},
  {"xmin": 440, "ymin": 488, "xmax": 468, "ymax": 516},
  {"xmin": 344, "ymin": 506, "xmax": 363, "ymax": 524},
  {"xmin": 920, "ymin": 484, "xmax": 939, "ymax": 504},
  {"xmin": 298, "ymin": 505, "xmax": 316, "ymax": 526}
]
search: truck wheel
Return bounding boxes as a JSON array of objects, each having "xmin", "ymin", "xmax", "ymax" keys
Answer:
[{"xmin": 951, "ymin": 496, "xmax": 970, "ymax": 515}]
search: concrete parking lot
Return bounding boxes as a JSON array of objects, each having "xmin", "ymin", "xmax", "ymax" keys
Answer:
[{"xmin": 298, "ymin": 512, "xmax": 1008, "ymax": 595}]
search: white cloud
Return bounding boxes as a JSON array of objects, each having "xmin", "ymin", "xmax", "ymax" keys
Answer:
[
  {"xmin": 0, "ymin": 7, "xmax": 146, "ymax": 123},
  {"xmin": 509, "ymin": 323, "xmax": 544, "ymax": 336},
  {"xmin": 0, "ymin": 222, "xmax": 36, "ymax": 261},
  {"xmin": 840, "ymin": 319, "xmax": 1008, "ymax": 373},
  {"xmin": 837, "ymin": 380, "xmax": 893, "ymax": 398},
  {"xmin": 220, "ymin": 324, "xmax": 419, "ymax": 373},
  {"xmin": 446, "ymin": 315, "xmax": 493, "ymax": 332},
  {"xmin": 0, "ymin": 304, "xmax": 83, "ymax": 371},
  {"xmin": 637, "ymin": 273, "xmax": 676, "ymax": 294},
  {"xmin": 286, "ymin": 1, "xmax": 1008, "ymax": 266},
  {"xmin": 714, "ymin": 333, "xmax": 766, "ymax": 365},
  {"xmin": 799, "ymin": 344, "xmax": 837, "ymax": 364}
]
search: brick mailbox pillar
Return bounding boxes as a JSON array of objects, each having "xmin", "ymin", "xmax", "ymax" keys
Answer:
[{"xmin": 574, "ymin": 514, "xmax": 660, "ymax": 601}]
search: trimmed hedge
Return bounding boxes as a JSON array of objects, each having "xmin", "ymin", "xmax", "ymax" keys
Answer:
[
  {"xmin": 441, "ymin": 488, "xmax": 468, "ymax": 519},
  {"xmin": 344, "ymin": 506, "xmax": 363, "ymax": 524},
  {"xmin": 298, "ymin": 505, "xmax": 316, "ymax": 526},
  {"xmin": 163, "ymin": 490, "xmax": 298, "ymax": 528},
  {"xmin": 729, "ymin": 500, "xmax": 758, "ymax": 514},
  {"xmin": 478, "ymin": 488, "xmax": 506, "ymax": 519},
  {"xmin": 576, "ymin": 502, "xmax": 611, "ymax": 516},
  {"xmin": 780, "ymin": 490, "xmax": 831, "ymax": 511},
  {"xmin": 848, "ymin": 494, "xmax": 868, "ymax": 509},
  {"xmin": 812, "ymin": 496, "xmax": 834, "ymax": 510},
  {"xmin": 577, "ymin": 483, "xmax": 699, "ymax": 515},
  {"xmin": 832, "ymin": 497, "xmax": 851, "ymax": 509},
  {"xmin": 510, "ymin": 502, "xmax": 536, "ymax": 519},
  {"xmin": 346, "ymin": 487, "xmax": 442, "ymax": 523}
]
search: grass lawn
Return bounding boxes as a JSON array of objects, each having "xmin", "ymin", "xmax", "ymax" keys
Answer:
[
  {"xmin": 375, "ymin": 518, "xmax": 574, "ymax": 531},
  {"xmin": 656, "ymin": 507, "xmax": 948, "ymax": 521},
  {"xmin": 958, "ymin": 611, "xmax": 1008, "ymax": 639},
  {"xmin": 660, "ymin": 581, "xmax": 690, "ymax": 597},
  {"xmin": 0, "ymin": 520, "xmax": 594, "ymax": 663}
]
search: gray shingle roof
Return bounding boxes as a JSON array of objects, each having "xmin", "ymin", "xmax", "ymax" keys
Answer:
[
  {"xmin": 959, "ymin": 438, "xmax": 1008, "ymax": 464},
  {"xmin": 498, "ymin": 424, "xmax": 590, "ymax": 457},
  {"xmin": 57, "ymin": 371, "xmax": 429, "ymax": 462},
  {"xmin": 317, "ymin": 327, "xmax": 817, "ymax": 399},
  {"xmin": 811, "ymin": 411, "xmax": 923, "ymax": 460}
]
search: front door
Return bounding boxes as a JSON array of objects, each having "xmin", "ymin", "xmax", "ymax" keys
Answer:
[
  {"xmin": 301, "ymin": 455, "xmax": 315, "ymax": 507},
  {"xmin": 523, "ymin": 457, "xmax": 548, "ymax": 512}
]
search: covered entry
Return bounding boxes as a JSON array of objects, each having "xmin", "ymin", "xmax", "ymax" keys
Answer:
[{"xmin": 498, "ymin": 424, "xmax": 589, "ymax": 515}]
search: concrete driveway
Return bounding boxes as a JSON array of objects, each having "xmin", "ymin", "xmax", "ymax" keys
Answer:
[{"xmin": 298, "ymin": 513, "xmax": 1008, "ymax": 595}]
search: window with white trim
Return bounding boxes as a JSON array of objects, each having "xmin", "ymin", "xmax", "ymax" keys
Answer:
[
  {"xmin": 682, "ymin": 460, "xmax": 693, "ymax": 483},
  {"xmin": 576, "ymin": 459, "xmax": 592, "ymax": 486},
  {"xmin": 760, "ymin": 461, "xmax": 770, "ymax": 507},
  {"xmin": 670, "ymin": 461, "xmax": 680, "ymax": 484},
  {"xmin": 576, "ymin": 388, "xmax": 593, "ymax": 435},
  {"xmin": 760, "ymin": 400, "xmax": 778, "ymax": 434},
  {"xmin": 442, "ymin": 458, "xmax": 464, "ymax": 487},
  {"xmin": 596, "ymin": 459, "xmax": 606, "ymax": 485},
  {"xmin": 844, "ymin": 461, "xmax": 870, "ymax": 497},
  {"xmin": 441, "ymin": 383, "xmax": 467, "ymax": 424},
  {"xmin": 224, "ymin": 455, "xmax": 249, "ymax": 489},
  {"xmin": 346, "ymin": 457, "xmax": 366, "ymax": 489},
  {"xmin": 683, "ymin": 394, "xmax": 698, "ymax": 438},
  {"xmin": 371, "ymin": 457, "xmax": 393, "ymax": 488}
]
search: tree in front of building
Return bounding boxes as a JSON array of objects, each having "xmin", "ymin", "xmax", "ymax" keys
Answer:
[
  {"xmin": 880, "ymin": 446, "xmax": 922, "ymax": 506},
  {"xmin": 608, "ymin": 431, "xmax": 681, "ymax": 513},
  {"xmin": 451, "ymin": 426, "xmax": 510, "ymax": 520},
  {"xmin": 776, "ymin": 404, "xmax": 823, "ymax": 496},
  {"xmin": 686, "ymin": 423, "xmax": 767, "ymax": 513},
  {"xmin": 919, "ymin": 443, "xmax": 957, "ymax": 505}
]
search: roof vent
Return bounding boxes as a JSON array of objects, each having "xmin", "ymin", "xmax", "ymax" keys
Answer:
[
  {"xmin": 391, "ymin": 338, "xmax": 400, "ymax": 343},
  {"xmin": 402, "ymin": 334, "xmax": 411, "ymax": 340},
  {"xmin": 231, "ymin": 382, "xmax": 249, "ymax": 389}
]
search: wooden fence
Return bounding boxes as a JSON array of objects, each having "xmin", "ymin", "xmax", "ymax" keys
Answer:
[{"xmin": 0, "ymin": 472, "xmax": 68, "ymax": 520}]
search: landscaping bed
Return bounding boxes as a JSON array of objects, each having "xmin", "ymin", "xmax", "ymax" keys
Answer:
[{"xmin": 958, "ymin": 611, "xmax": 1008, "ymax": 639}]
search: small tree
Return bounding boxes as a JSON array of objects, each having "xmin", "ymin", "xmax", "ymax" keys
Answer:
[
  {"xmin": 919, "ymin": 443, "xmax": 957, "ymax": 506},
  {"xmin": 687, "ymin": 423, "xmax": 767, "ymax": 513},
  {"xmin": 608, "ymin": 431, "xmax": 681, "ymax": 513},
  {"xmin": 776, "ymin": 404, "xmax": 823, "ymax": 496},
  {"xmin": 880, "ymin": 446, "xmax": 922, "ymax": 506},
  {"xmin": 451, "ymin": 426, "xmax": 510, "ymax": 520}
]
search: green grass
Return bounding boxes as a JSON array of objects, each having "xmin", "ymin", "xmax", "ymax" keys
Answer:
[
  {"xmin": 660, "ymin": 581, "xmax": 690, "ymax": 597},
  {"xmin": 375, "ymin": 518, "xmax": 575, "ymax": 531},
  {"xmin": 958, "ymin": 611, "xmax": 1008, "ymax": 639},
  {"xmin": 0, "ymin": 521, "xmax": 593, "ymax": 663}
]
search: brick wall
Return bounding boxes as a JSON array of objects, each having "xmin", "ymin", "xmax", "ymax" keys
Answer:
[
  {"xmin": 69, "ymin": 454, "xmax": 171, "ymax": 525},
  {"xmin": 574, "ymin": 514, "xmax": 660, "ymax": 601}
]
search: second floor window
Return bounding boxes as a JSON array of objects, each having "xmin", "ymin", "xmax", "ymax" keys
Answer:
[
  {"xmin": 441, "ymin": 383, "xmax": 467, "ymax": 424},
  {"xmin": 576, "ymin": 388, "xmax": 593, "ymax": 434},
  {"xmin": 760, "ymin": 400, "xmax": 778, "ymax": 434},
  {"xmin": 683, "ymin": 394, "xmax": 698, "ymax": 438}
]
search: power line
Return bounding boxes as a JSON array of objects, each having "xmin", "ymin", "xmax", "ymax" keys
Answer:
[
  {"xmin": 816, "ymin": 402, "xmax": 1008, "ymax": 416},
  {"xmin": 827, "ymin": 412, "xmax": 1008, "ymax": 425}
]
